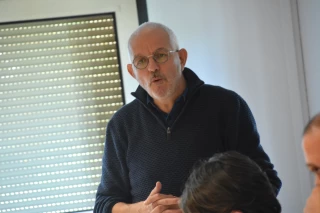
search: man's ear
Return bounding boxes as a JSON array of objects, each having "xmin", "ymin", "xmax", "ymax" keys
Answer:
[
  {"xmin": 178, "ymin": 48, "xmax": 188, "ymax": 70},
  {"xmin": 127, "ymin": 64, "xmax": 136, "ymax": 79}
]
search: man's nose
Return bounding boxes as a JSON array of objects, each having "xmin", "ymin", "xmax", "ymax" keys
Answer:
[{"xmin": 147, "ymin": 57, "xmax": 159, "ymax": 72}]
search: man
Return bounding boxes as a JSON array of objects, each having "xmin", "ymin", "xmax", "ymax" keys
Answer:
[
  {"xmin": 302, "ymin": 113, "xmax": 320, "ymax": 213},
  {"xmin": 94, "ymin": 22, "xmax": 281, "ymax": 213}
]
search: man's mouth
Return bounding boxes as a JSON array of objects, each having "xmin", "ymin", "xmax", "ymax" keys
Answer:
[
  {"xmin": 151, "ymin": 77, "xmax": 162, "ymax": 83},
  {"xmin": 152, "ymin": 78, "xmax": 161, "ymax": 82}
]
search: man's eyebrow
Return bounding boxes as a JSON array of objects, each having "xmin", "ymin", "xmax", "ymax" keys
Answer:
[
  {"xmin": 154, "ymin": 47, "xmax": 166, "ymax": 51},
  {"xmin": 133, "ymin": 48, "xmax": 166, "ymax": 58},
  {"xmin": 133, "ymin": 53, "xmax": 144, "ymax": 58},
  {"xmin": 155, "ymin": 47, "xmax": 170, "ymax": 52}
]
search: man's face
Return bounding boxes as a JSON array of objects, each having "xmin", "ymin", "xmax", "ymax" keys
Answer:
[
  {"xmin": 302, "ymin": 127, "xmax": 320, "ymax": 213},
  {"xmin": 303, "ymin": 127, "xmax": 320, "ymax": 185},
  {"xmin": 127, "ymin": 28, "xmax": 186, "ymax": 101}
]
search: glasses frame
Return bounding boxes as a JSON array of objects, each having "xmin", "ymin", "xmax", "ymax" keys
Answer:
[{"xmin": 132, "ymin": 49, "xmax": 180, "ymax": 69}]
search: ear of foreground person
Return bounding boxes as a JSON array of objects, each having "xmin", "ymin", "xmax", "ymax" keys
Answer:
[{"xmin": 180, "ymin": 151, "xmax": 281, "ymax": 213}]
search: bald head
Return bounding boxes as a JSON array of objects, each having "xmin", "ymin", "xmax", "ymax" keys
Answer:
[
  {"xmin": 304, "ymin": 113, "xmax": 320, "ymax": 135},
  {"xmin": 128, "ymin": 22, "xmax": 179, "ymax": 60}
]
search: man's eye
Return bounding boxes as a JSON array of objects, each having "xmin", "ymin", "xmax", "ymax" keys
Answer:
[
  {"xmin": 310, "ymin": 166, "xmax": 320, "ymax": 173},
  {"xmin": 137, "ymin": 58, "xmax": 147, "ymax": 64},
  {"xmin": 154, "ymin": 53, "xmax": 167, "ymax": 62},
  {"xmin": 156, "ymin": 53, "xmax": 166, "ymax": 58}
]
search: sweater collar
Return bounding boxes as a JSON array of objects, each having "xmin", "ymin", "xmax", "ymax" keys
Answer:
[{"xmin": 131, "ymin": 67, "xmax": 204, "ymax": 103}]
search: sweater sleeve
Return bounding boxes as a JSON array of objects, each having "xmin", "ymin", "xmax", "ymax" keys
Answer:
[
  {"xmin": 223, "ymin": 92, "xmax": 282, "ymax": 195},
  {"xmin": 94, "ymin": 117, "xmax": 132, "ymax": 213}
]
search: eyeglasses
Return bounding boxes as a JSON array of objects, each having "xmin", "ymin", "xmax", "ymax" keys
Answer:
[{"xmin": 132, "ymin": 48, "xmax": 179, "ymax": 69}]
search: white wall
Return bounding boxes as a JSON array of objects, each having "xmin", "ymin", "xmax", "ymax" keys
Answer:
[
  {"xmin": 0, "ymin": 0, "xmax": 139, "ymax": 103},
  {"xmin": 297, "ymin": 0, "xmax": 320, "ymax": 117},
  {"xmin": 146, "ymin": 0, "xmax": 310, "ymax": 212}
]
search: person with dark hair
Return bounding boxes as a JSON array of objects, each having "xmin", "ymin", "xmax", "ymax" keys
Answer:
[
  {"xmin": 180, "ymin": 151, "xmax": 281, "ymax": 213},
  {"xmin": 94, "ymin": 22, "xmax": 281, "ymax": 213},
  {"xmin": 302, "ymin": 113, "xmax": 320, "ymax": 213}
]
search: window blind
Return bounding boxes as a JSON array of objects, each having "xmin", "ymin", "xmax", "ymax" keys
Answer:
[{"xmin": 0, "ymin": 14, "xmax": 124, "ymax": 213}]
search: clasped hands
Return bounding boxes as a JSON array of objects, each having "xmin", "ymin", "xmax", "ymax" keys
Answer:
[{"xmin": 138, "ymin": 182, "xmax": 182, "ymax": 213}]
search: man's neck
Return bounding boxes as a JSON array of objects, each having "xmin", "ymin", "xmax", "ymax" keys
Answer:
[{"xmin": 153, "ymin": 100, "xmax": 174, "ymax": 114}]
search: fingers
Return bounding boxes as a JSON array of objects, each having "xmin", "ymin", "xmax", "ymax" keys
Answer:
[
  {"xmin": 150, "ymin": 204, "xmax": 169, "ymax": 213},
  {"xmin": 152, "ymin": 197, "xmax": 180, "ymax": 206},
  {"xmin": 151, "ymin": 197, "xmax": 180, "ymax": 212},
  {"xmin": 144, "ymin": 193, "xmax": 174, "ymax": 205},
  {"xmin": 151, "ymin": 199, "xmax": 179, "ymax": 210},
  {"xmin": 149, "ymin": 181, "xmax": 162, "ymax": 197},
  {"xmin": 150, "ymin": 204, "xmax": 182, "ymax": 213},
  {"xmin": 144, "ymin": 182, "xmax": 163, "ymax": 205},
  {"xmin": 144, "ymin": 182, "xmax": 162, "ymax": 205},
  {"xmin": 143, "ymin": 182, "xmax": 181, "ymax": 213},
  {"xmin": 164, "ymin": 210, "xmax": 183, "ymax": 213},
  {"xmin": 145, "ymin": 192, "xmax": 174, "ymax": 206}
]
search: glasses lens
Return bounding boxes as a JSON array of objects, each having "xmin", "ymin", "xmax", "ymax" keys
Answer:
[
  {"xmin": 153, "ymin": 50, "xmax": 168, "ymax": 63},
  {"xmin": 133, "ymin": 56, "xmax": 148, "ymax": 69}
]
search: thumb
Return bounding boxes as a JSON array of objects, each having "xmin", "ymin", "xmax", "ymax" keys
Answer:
[
  {"xmin": 150, "ymin": 181, "xmax": 161, "ymax": 196},
  {"xmin": 154, "ymin": 181, "xmax": 162, "ymax": 193},
  {"xmin": 144, "ymin": 181, "xmax": 162, "ymax": 205}
]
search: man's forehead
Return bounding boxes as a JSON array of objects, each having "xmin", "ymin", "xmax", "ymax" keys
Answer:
[
  {"xmin": 303, "ymin": 133, "xmax": 320, "ymax": 151},
  {"xmin": 303, "ymin": 129, "xmax": 320, "ymax": 165},
  {"xmin": 132, "ymin": 29, "xmax": 170, "ymax": 46},
  {"xmin": 129, "ymin": 28, "xmax": 172, "ymax": 60},
  {"xmin": 304, "ymin": 127, "xmax": 320, "ymax": 143}
]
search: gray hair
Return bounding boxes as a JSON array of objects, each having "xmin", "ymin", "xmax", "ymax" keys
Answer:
[{"xmin": 127, "ymin": 22, "xmax": 179, "ymax": 60}]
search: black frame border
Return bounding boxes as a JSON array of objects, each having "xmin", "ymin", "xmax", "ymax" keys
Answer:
[{"xmin": 136, "ymin": 0, "xmax": 149, "ymax": 24}]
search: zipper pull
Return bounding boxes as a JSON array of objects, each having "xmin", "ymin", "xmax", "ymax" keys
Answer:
[{"xmin": 167, "ymin": 127, "xmax": 171, "ymax": 141}]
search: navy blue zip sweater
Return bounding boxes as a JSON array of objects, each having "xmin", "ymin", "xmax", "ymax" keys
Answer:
[{"xmin": 94, "ymin": 68, "xmax": 281, "ymax": 213}]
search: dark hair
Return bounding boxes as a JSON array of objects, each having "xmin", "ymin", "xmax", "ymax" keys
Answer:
[
  {"xmin": 180, "ymin": 151, "xmax": 281, "ymax": 213},
  {"xmin": 303, "ymin": 112, "xmax": 320, "ymax": 135}
]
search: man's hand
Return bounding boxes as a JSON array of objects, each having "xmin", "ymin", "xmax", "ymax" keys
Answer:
[
  {"xmin": 138, "ymin": 182, "xmax": 182, "ymax": 213},
  {"xmin": 304, "ymin": 186, "xmax": 320, "ymax": 213},
  {"xmin": 112, "ymin": 182, "xmax": 182, "ymax": 213}
]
